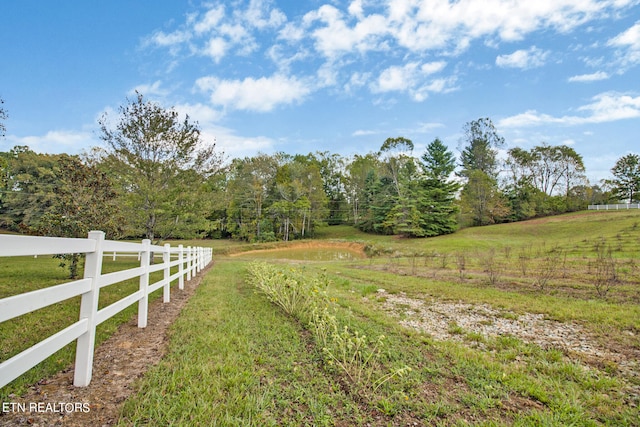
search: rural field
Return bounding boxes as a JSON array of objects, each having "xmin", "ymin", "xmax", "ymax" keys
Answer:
[{"xmin": 1, "ymin": 210, "xmax": 640, "ymax": 426}]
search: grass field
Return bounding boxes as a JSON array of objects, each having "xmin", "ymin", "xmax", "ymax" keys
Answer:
[{"xmin": 2, "ymin": 210, "xmax": 640, "ymax": 425}]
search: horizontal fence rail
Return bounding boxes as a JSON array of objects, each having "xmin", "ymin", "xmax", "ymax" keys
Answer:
[
  {"xmin": 0, "ymin": 231, "xmax": 212, "ymax": 389},
  {"xmin": 588, "ymin": 203, "xmax": 640, "ymax": 210}
]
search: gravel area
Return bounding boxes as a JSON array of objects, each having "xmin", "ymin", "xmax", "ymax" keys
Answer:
[{"xmin": 376, "ymin": 289, "xmax": 639, "ymax": 384}]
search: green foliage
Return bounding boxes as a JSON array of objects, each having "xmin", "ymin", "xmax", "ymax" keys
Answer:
[
  {"xmin": 459, "ymin": 117, "xmax": 504, "ymax": 179},
  {"xmin": 504, "ymin": 143, "xmax": 588, "ymax": 220},
  {"xmin": 247, "ymin": 262, "xmax": 325, "ymax": 320},
  {"xmin": 417, "ymin": 138, "xmax": 460, "ymax": 236},
  {"xmin": 457, "ymin": 119, "xmax": 512, "ymax": 226},
  {"xmin": 0, "ymin": 146, "xmax": 60, "ymax": 231},
  {"xmin": 37, "ymin": 156, "xmax": 123, "ymax": 239},
  {"xmin": 225, "ymin": 153, "xmax": 329, "ymax": 242},
  {"xmin": 98, "ymin": 92, "xmax": 222, "ymax": 243},
  {"xmin": 353, "ymin": 137, "xmax": 460, "ymax": 238},
  {"xmin": 0, "ymin": 148, "xmax": 124, "ymax": 277},
  {"xmin": 0, "ymin": 113, "xmax": 622, "ymax": 245},
  {"xmin": 610, "ymin": 153, "xmax": 640, "ymax": 203},
  {"xmin": 459, "ymin": 170, "xmax": 510, "ymax": 226}
]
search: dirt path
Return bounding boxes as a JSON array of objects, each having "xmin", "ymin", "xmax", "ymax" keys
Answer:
[{"xmin": 0, "ymin": 264, "xmax": 211, "ymax": 427}]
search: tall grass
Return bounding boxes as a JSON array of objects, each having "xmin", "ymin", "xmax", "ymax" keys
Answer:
[{"xmin": 247, "ymin": 262, "xmax": 410, "ymax": 397}]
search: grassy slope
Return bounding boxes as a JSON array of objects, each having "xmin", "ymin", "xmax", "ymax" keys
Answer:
[
  {"xmin": 316, "ymin": 210, "xmax": 640, "ymax": 254},
  {"xmin": 120, "ymin": 210, "xmax": 640, "ymax": 426}
]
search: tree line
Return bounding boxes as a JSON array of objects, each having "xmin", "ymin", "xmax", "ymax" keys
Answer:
[{"xmin": 1, "ymin": 94, "xmax": 639, "ymax": 244}]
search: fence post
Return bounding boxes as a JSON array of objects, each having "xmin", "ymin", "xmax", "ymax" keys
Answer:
[
  {"xmin": 178, "ymin": 244, "xmax": 184, "ymax": 290},
  {"xmin": 73, "ymin": 230, "xmax": 105, "ymax": 387},
  {"xmin": 163, "ymin": 243, "xmax": 171, "ymax": 303},
  {"xmin": 186, "ymin": 246, "xmax": 192, "ymax": 281},
  {"xmin": 138, "ymin": 239, "xmax": 151, "ymax": 328}
]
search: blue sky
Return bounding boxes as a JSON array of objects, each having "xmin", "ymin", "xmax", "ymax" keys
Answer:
[{"xmin": 1, "ymin": 0, "xmax": 639, "ymax": 182}]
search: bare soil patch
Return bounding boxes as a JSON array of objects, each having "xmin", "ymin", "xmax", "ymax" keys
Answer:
[
  {"xmin": 229, "ymin": 241, "xmax": 366, "ymax": 257},
  {"xmin": 0, "ymin": 264, "xmax": 211, "ymax": 427}
]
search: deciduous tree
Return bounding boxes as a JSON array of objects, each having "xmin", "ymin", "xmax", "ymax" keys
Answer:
[
  {"xmin": 460, "ymin": 170, "xmax": 510, "ymax": 226},
  {"xmin": 98, "ymin": 92, "xmax": 222, "ymax": 243},
  {"xmin": 0, "ymin": 146, "xmax": 60, "ymax": 231},
  {"xmin": 610, "ymin": 153, "xmax": 640, "ymax": 203},
  {"xmin": 459, "ymin": 117, "xmax": 504, "ymax": 179},
  {"xmin": 38, "ymin": 156, "xmax": 123, "ymax": 278}
]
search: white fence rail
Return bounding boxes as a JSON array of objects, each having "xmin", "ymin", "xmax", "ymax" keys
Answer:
[
  {"xmin": 588, "ymin": 203, "xmax": 640, "ymax": 210},
  {"xmin": 0, "ymin": 231, "xmax": 213, "ymax": 389}
]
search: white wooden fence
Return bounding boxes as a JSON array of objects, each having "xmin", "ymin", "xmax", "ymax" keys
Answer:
[
  {"xmin": 588, "ymin": 203, "xmax": 640, "ymax": 210},
  {"xmin": 0, "ymin": 231, "xmax": 213, "ymax": 389}
]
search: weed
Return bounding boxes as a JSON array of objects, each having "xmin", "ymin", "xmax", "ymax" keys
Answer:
[
  {"xmin": 503, "ymin": 246, "xmax": 512, "ymax": 259},
  {"xmin": 518, "ymin": 248, "xmax": 530, "ymax": 277},
  {"xmin": 481, "ymin": 248, "xmax": 502, "ymax": 286},
  {"xmin": 534, "ymin": 250, "xmax": 562, "ymax": 291},
  {"xmin": 591, "ymin": 240, "xmax": 619, "ymax": 298},
  {"xmin": 455, "ymin": 251, "xmax": 467, "ymax": 282},
  {"xmin": 247, "ymin": 262, "xmax": 410, "ymax": 397},
  {"xmin": 439, "ymin": 252, "xmax": 450, "ymax": 269},
  {"xmin": 448, "ymin": 322, "xmax": 465, "ymax": 335}
]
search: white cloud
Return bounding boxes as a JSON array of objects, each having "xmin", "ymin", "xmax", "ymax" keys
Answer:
[
  {"xmin": 146, "ymin": 30, "xmax": 192, "ymax": 48},
  {"xmin": 267, "ymin": 45, "xmax": 310, "ymax": 73},
  {"xmin": 193, "ymin": 5, "xmax": 225, "ymax": 34},
  {"xmin": 373, "ymin": 62, "xmax": 419, "ymax": 92},
  {"xmin": 499, "ymin": 110, "xmax": 564, "ymax": 128},
  {"xmin": 173, "ymin": 102, "xmax": 224, "ymax": 124},
  {"xmin": 278, "ymin": 22, "xmax": 305, "ymax": 42},
  {"xmin": 371, "ymin": 61, "xmax": 452, "ymax": 100},
  {"xmin": 421, "ymin": 61, "xmax": 447, "ymax": 74},
  {"xmin": 352, "ymin": 129, "xmax": 378, "ymax": 136},
  {"xmin": 344, "ymin": 71, "xmax": 371, "ymax": 93},
  {"xmin": 578, "ymin": 92, "xmax": 640, "ymax": 122},
  {"xmin": 195, "ymin": 74, "xmax": 312, "ymax": 112},
  {"xmin": 421, "ymin": 76, "xmax": 458, "ymax": 94},
  {"xmin": 203, "ymin": 37, "xmax": 228, "ymax": 62},
  {"xmin": 6, "ymin": 130, "xmax": 98, "ymax": 154},
  {"xmin": 385, "ymin": 0, "xmax": 627, "ymax": 53},
  {"xmin": 568, "ymin": 71, "xmax": 610, "ymax": 82},
  {"xmin": 303, "ymin": 5, "xmax": 389, "ymax": 59},
  {"xmin": 496, "ymin": 46, "xmax": 549, "ymax": 69},
  {"xmin": 607, "ymin": 20, "xmax": 640, "ymax": 68},
  {"xmin": 499, "ymin": 92, "xmax": 640, "ymax": 127},
  {"xmin": 608, "ymin": 20, "xmax": 640, "ymax": 49},
  {"xmin": 200, "ymin": 126, "xmax": 275, "ymax": 160},
  {"xmin": 128, "ymin": 80, "xmax": 169, "ymax": 97},
  {"xmin": 348, "ymin": 0, "xmax": 365, "ymax": 18},
  {"xmin": 243, "ymin": 0, "xmax": 286, "ymax": 29}
]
